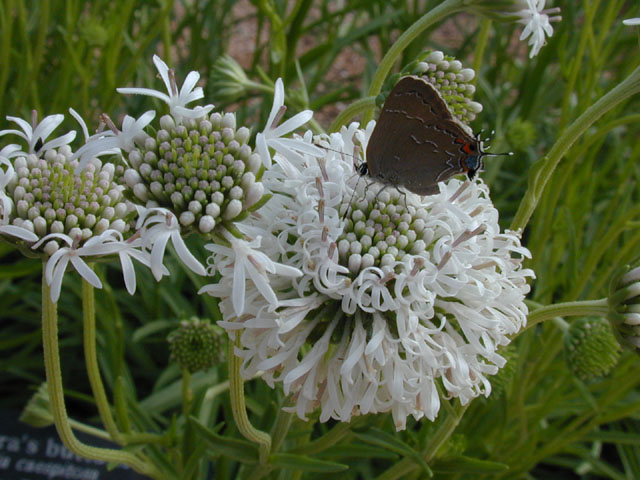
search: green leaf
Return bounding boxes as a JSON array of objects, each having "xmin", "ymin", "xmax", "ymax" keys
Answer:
[
  {"xmin": 132, "ymin": 319, "xmax": 176, "ymax": 343},
  {"xmin": 432, "ymin": 456, "xmax": 509, "ymax": 474},
  {"xmin": 270, "ymin": 453, "xmax": 348, "ymax": 473},
  {"xmin": 354, "ymin": 428, "xmax": 432, "ymax": 476},
  {"xmin": 317, "ymin": 444, "xmax": 399, "ymax": 460},
  {"xmin": 188, "ymin": 417, "xmax": 258, "ymax": 464}
]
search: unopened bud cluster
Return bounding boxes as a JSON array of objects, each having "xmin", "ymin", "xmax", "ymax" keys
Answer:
[
  {"xmin": 609, "ymin": 265, "xmax": 640, "ymax": 353},
  {"xmin": 168, "ymin": 317, "xmax": 225, "ymax": 373},
  {"xmin": 117, "ymin": 112, "xmax": 265, "ymax": 237},
  {"xmin": 339, "ymin": 190, "xmax": 428, "ymax": 275},
  {"xmin": 7, "ymin": 147, "xmax": 129, "ymax": 255},
  {"xmin": 564, "ymin": 317, "xmax": 620, "ymax": 381},
  {"xmin": 405, "ymin": 50, "xmax": 482, "ymax": 123}
]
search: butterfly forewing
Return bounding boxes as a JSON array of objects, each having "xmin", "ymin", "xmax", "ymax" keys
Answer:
[{"xmin": 365, "ymin": 76, "xmax": 478, "ymax": 195}]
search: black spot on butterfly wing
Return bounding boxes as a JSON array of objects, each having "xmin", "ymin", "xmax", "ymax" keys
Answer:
[{"xmin": 365, "ymin": 76, "xmax": 481, "ymax": 195}]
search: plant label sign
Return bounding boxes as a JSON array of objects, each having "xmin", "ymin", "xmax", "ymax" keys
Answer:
[{"xmin": 0, "ymin": 410, "xmax": 146, "ymax": 479}]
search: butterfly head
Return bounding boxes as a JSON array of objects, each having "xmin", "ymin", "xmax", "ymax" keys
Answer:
[{"xmin": 461, "ymin": 132, "xmax": 512, "ymax": 180}]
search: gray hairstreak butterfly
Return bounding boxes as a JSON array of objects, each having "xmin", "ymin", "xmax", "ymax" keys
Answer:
[{"xmin": 360, "ymin": 75, "xmax": 512, "ymax": 196}]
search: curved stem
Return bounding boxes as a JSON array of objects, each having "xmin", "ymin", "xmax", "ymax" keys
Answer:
[
  {"xmin": 41, "ymin": 267, "xmax": 162, "ymax": 479},
  {"xmin": 228, "ymin": 335, "xmax": 272, "ymax": 465},
  {"xmin": 363, "ymin": 0, "xmax": 465, "ymax": 124},
  {"xmin": 329, "ymin": 96, "xmax": 377, "ymax": 132},
  {"xmin": 524, "ymin": 298, "xmax": 609, "ymax": 331},
  {"xmin": 82, "ymin": 273, "xmax": 123, "ymax": 445},
  {"xmin": 511, "ymin": 65, "xmax": 640, "ymax": 232},
  {"xmin": 376, "ymin": 402, "xmax": 469, "ymax": 480}
]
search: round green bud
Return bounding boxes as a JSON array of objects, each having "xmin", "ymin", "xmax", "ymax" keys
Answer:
[
  {"xmin": 167, "ymin": 317, "xmax": 225, "ymax": 373},
  {"xmin": 564, "ymin": 317, "xmax": 621, "ymax": 381}
]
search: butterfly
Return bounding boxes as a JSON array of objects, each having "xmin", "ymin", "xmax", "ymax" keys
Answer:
[{"xmin": 360, "ymin": 75, "xmax": 510, "ymax": 196}]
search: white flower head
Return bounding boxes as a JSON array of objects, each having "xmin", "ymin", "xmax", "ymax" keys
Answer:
[
  {"xmin": 71, "ymin": 111, "xmax": 155, "ymax": 173},
  {"xmin": 516, "ymin": 0, "xmax": 561, "ymax": 58},
  {"xmin": 205, "ymin": 121, "xmax": 534, "ymax": 430},
  {"xmin": 117, "ymin": 55, "xmax": 214, "ymax": 123},
  {"xmin": 0, "ymin": 111, "xmax": 76, "ymax": 155},
  {"xmin": 255, "ymin": 78, "xmax": 324, "ymax": 168},
  {"xmin": 623, "ymin": 18, "xmax": 640, "ymax": 26}
]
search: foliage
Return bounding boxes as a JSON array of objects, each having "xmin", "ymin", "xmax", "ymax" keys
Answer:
[{"xmin": 1, "ymin": 0, "xmax": 639, "ymax": 479}]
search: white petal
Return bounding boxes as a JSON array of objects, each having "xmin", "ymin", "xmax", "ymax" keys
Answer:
[
  {"xmin": 172, "ymin": 104, "xmax": 214, "ymax": 119},
  {"xmin": 5, "ymin": 116, "xmax": 33, "ymax": 137},
  {"xmin": 119, "ymin": 251, "xmax": 137, "ymax": 295},
  {"xmin": 70, "ymin": 255, "xmax": 103, "ymax": 289},
  {"xmin": 152, "ymin": 55, "xmax": 172, "ymax": 94},
  {"xmin": 48, "ymin": 254, "xmax": 70, "ymax": 303},
  {"xmin": 69, "ymin": 108, "xmax": 90, "ymax": 141},
  {"xmin": 271, "ymin": 110, "xmax": 313, "ymax": 138},
  {"xmin": 170, "ymin": 230, "xmax": 206, "ymax": 275},
  {"xmin": 255, "ymin": 132, "xmax": 272, "ymax": 168},
  {"xmin": 265, "ymin": 78, "xmax": 285, "ymax": 129},
  {"xmin": 117, "ymin": 87, "xmax": 171, "ymax": 104},
  {"xmin": 40, "ymin": 131, "xmax": 76, "ymax": 153},
  {"xmin": 150, "ymin": 232, "xmax": 171, "ymax": 281},
  {"xmin": 232, "ymin": 261, "xmax": 246, "ymax": 316},
  {"xmin": 0, "ymin": 225, "xmax": 38, "ymax": 242},
  {"xmin": 180, "ymin": 71, "xmax": 202, "ymax": 100}
]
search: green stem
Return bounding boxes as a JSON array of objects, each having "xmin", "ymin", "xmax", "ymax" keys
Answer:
[
  {"xmin": 329, "ymin": 96, "xmax": 377, "ymax": 132},
  {"xmin": 288, "ymin": 419, "xmax": 359, "ymax": 455},
  {"xmin": 182, "ymin": 368, "xmax": 193, "ymax": 418},
  {"xmin": 270, "ymin": 408, "xmax": 293, "ymax": 454},
  {"xmin": 41, "ymin": 267, "xmax": 162, "ymax": 479},
  {"xmin": 82, "ymin": 274, "xmax": 123, "ymax": 445},
  {"xmin": 376, "ymin": 402, "xmax": 468, "ymax": 480},
  {"xmin": 228, "ymin": 335, "xmax": 272, "ymax": 465},
  {"xmin": 423, "ymin": 402, "xmax": 468, "ymax": 462},
  {"xmin": 511, "ymin": 65, "xmax": 640, "ymax": 232},
  {"xmin": 524, "ymin": 299, "xmax": 609, "ymax": 331},
  {"xmin": 471, "ymin": 18, "xmax": 492, "ymax": 84},
  {"xmin": 363, "ymin": 0, "xmax": 465, "ymax": 124}
]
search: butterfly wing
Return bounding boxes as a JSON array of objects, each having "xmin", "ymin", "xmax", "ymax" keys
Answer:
[{"xmin": 366, "ymin": 76, "xmax": 477, "ymax": 195}]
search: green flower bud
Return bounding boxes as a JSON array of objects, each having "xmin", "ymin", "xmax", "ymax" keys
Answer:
[
  {"xmin": 564, "ymin": 317, "xmax": 621, "ymax": 381},
  {"xmin": 608, "ymin": 265, "xmax": 640, "ymax": 353},
  {"xmin": 168, "ymin": 317, "xmax": 225, "ymax": 373},
  {"xmin": 506, "ymin": 118, "xmax": 536, "ymax": 151},
  {"xmin": 208, "ymin": 55, "xmax": 251, "ymax": 103}
]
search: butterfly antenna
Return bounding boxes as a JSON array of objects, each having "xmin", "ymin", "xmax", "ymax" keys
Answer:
[
  {"xmin": 477, "ymin": 131, "xmax": 513, "ymax": 157},
  {"xmin": 342, "ymin": 174, "xmax": 362, "ymax": 221},
  {"xmin": 484, "ymin": 151, "xmax": 514, "ymax": 157}
]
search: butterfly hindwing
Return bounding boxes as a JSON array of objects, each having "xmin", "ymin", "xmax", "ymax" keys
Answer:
[{"xmin": 365, "ymin": 76, "xmax": 478, "ymax": 194}]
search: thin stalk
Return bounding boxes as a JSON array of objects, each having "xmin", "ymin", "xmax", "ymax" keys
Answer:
[
  {"xmin": 41, "ymin": 268, "xmax": 162, "ymax": 479},
  {"xmin": 82, "ymin": 273, "xmax": 123, "ymax": 445},
  {"xmin": 375, "ymin": 403, "xmax": 469, "ymax": 480},
  {"xmin": 471, "ymin": 18, "xmax": 492, "ymax": 84},
  {"xmin": 511, "ymin": 65, "xmax": 640, "ymax": 232},
  {"xmin": 524, "ymin": 299, "xmax": 609, "ymax": 331},
  {"xmin": 329, "ymin": 96, "xmax": 377, "ymax": 132},
  {"xmin": 228, "ymin": 335, "xmax": 272, "ymax": 465},
  {"xmin": 363, "ymin": 0, "xmax": 465, "ymax": 124}
]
